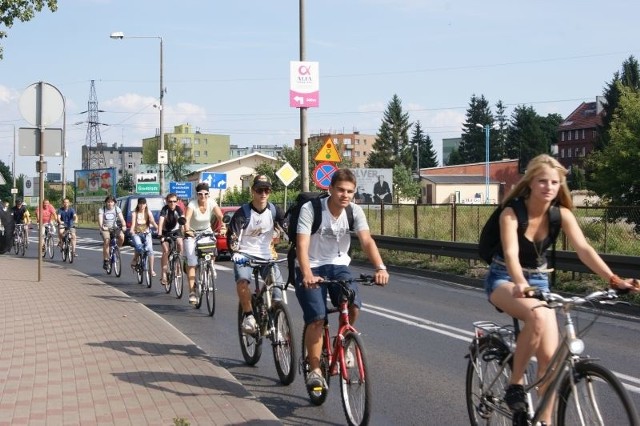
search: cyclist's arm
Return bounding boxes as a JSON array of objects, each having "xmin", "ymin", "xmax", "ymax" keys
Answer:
[
  {"xmin": 211, "ymin": 205, "xmax": 223, "ymax": 230},
  {"xmin": 157, "ymin": 215, "xmax": 165, "ymax": 235},
  {"xmin": 129, "ymin": 211, "xmax": 137, "ymax": 235},
  {"xmin": 117, "ymin": 210, "xmax": 126, "ymax": 229},
  {"xmin": 296, "ymin": 232, "xmax": 317, "ymax": 284},
  {"xmin": 184, "ymin": 205, "xmax": 194, "ymax": 233},
  {"xmin": 561, "ymin": 207, "xmax": 616, "ymax": 281},
  {"xmin": 356, "ymin": 229, "xmax": 389, "ymax": 285}
]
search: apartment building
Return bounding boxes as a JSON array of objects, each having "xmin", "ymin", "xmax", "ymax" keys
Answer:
[
  {"xmin": 142, "ymin": 123, "xmax": 231, "ymax": 165},
  {"xmin": 556, "ymin": 97, "xmax": 605, "ymax": 170}
]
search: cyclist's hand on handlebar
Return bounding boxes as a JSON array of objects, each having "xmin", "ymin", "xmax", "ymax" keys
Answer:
[
  {"xmin": 513, "ymin": 282, "xmax": 532, "ymax": 298},
  {"xmin": 609, "ymin": 275, "xmax": 640, "ymax": 294},
  {"xmin": 374, "ymin": 268, "xmax": 389, "ymax": 286},
  {"xmin": 302, "ymin": 274, "xmax": 323, "ymax": 289},
  {"xmin": 232, "ymin": 253, "xmax": 248, "ymax": 265}
]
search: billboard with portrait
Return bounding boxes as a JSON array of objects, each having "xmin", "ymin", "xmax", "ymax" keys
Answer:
[
  {"xmin": 350, "ymin": 168, "xmax": 393, "ymax": 205},
  {"xmin": 75, "ymin": 168, "xmax": 116, "ymax": 202}
]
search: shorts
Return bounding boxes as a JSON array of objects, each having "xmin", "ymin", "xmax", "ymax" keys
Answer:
[
  {"xmin": 100, "ymin": 228, "xmax": 121, "ymax": 241},
  {"xmin": 484, "ymin": 256, "xmax": 550, "ymax": 297},
  {"xmin": 234, "ymin": 262, "xmax": 283, "ymax": 300},
  {"xmin": 294, "ymin": 264, "xmax": 362, "ymax": 324}
]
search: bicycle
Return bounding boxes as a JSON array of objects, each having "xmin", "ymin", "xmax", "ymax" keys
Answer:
[
  {"xmin": 163, "ymin": 232, "xmax": 184, "ymax": 298},
  {"xmin": 132, "ymin": 232, "xmax": 152, "ymax": 288},
  {"xmin": 236, "ymin": 253, "xmax": 296, "ymax": 386},
  {"xmin": 192, "ymin": 232, "xmax": 217, "ymax": 316},
  {"xmin": 59, "ymin": 226, "xmax": 74, "ymax": 264},
  {"xmin": 42, "ymin": 223, "xmax": 55, "ymax": 259},
  {"xmin": 300, "ymin": 275, "xmax": 375, "ymax": 426},
  {"xmin": 103, "ymin": 227, "xmax": 122, "ymax": 277},
  {"xmin": 13, "ymin": 223, "xmax": 26, "ymax": 257},
  {"xmin": 465, "ymin": 287, "xmax": 640, "ymax": 426}
]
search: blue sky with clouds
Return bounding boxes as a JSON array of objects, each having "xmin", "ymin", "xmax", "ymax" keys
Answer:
[{"xmin": 1, "ymin": 0, "xmax": 639, "ymax": 179}]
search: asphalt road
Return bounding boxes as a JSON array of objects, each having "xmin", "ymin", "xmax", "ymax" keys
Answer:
[{"xmin": 22, "ymin": 228, "xmax": 640, "ymax": 425}]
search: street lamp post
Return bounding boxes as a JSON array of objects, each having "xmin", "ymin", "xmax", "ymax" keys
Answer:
[
  {"xmin": 475, "ymin": 123, "xmax": 491, "ymax": 203},
  {"xmin": 110, "ymin": 31, "xmax": 165, "ymax": 194}
]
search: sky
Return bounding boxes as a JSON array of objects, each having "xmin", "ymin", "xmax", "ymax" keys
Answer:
[{"xmin": 1, "ymin": 0, "xmax": 640, "ymax": 182}]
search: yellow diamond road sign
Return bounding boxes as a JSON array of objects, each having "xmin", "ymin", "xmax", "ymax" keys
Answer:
[
  {"xmin": 314, "ymin": 138, "xmax": 342, "ymax": 163},
  {"xmin": 276, "ymin": 162, "xmax": 298, "ymax": 186}
]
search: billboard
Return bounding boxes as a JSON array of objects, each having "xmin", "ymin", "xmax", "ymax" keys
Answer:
[
  {"xmin": 289, "ymin": 61, "xmax": 319, "ymax": 108},
  {"xmin": 350, "ymin": 168, "xmax": 393, "ymax": 205},
  {"xmin": 75, "ymin": 168, "xmax": 116, "ymax": 202}
]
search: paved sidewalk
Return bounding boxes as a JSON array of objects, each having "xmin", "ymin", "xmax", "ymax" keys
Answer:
[{"xmin": 0, "ymin": 257, "xmax": 280, "ymax": 425}]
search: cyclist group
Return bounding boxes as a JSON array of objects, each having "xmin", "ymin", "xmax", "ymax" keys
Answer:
[
  {"xmin": 35, "ymin": 159, "xmax": 638, "ymax": 424},
  {"xmin": 8, "ymin": 197, "xmax": 78, "ymax": 256}
]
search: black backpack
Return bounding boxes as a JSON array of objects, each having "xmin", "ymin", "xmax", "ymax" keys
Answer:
[
  {"xmin": 478, "ymin": 198, "xmax": 561, "ymax": 265},
  {"xmin": 285, "ymin": 192, "xmax": 354, "ymax": 286}
]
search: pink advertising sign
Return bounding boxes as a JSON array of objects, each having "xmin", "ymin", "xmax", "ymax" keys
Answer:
[{"xmin": 289, "ymin": 61, "xmax": 319, "ymax": 108}]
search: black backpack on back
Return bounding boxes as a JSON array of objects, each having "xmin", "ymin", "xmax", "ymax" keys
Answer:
[
  {"xmin": 478, "ymin": 198, "xmax": 561, "ymax": 265},
  {"xmin": 284, "ymin": 192, "xmax": 354, "ymax": 286}
]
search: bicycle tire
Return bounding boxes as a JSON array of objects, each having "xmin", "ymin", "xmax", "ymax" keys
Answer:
[
  {"xmin": 135, "ymin": 256, "xmax": 143, "ymax": 284},
  {"xmin": 237, "ymin": 300, "xmax": 262, "ymax": 365},
  {"xmin": 67, "ymin": 241, "xmax": 74, "ymax": 264},
  {"xmin": 113, "ymin": 246, "xmax": 121, "ymax": 277},
  {"xmin": 144, "ymin": 255, "xmax": 152, "ymax": 288},
  {"xmin": 46, "ymin": 235, "xmax": 54, "ymax": 259},
  {"xmin": 205, "ymin": 262, "xmax": 216, "ymax": 317},
  {"xmin": 301, "ymin": 323, "xmax": 330, "ymax": 406},
  {"xmin": 556, "ymin": 360, "xmax": 639, "ymax": 426},
  {"xmin": 194, "ymin": 263, "xmax": 204, "ymax": 309},
  {"xmin": 106, "ymin": 249, "xmax": 113, "ymax": 275},
  {"xmin": 172, "ymin": 256, "xmax": 184, "ymax": 299},
  {"xmin": 465, "ymin": 336, "xmax": 513, "ymax": 426},
  {"xmin": 272, "ymin": 302, "xmax": 296, "ymax": 385},
  {"xmin": 61, "ymin": 239, "xmax": 68, "ymax": 261},
  {"xmin": 339, "ymin": 331, "xmax": 371, "ymax": 426},
  {"xmin": 162, "ymin": 256, "xmax": 172, "ymax": 294},
  {"xmin": 20, "ymin": 238, "xmax": 25, "ymax": 256},
  {"xmin": 13, "ymin": 235, "xmax": 19, "ymax": 255}
]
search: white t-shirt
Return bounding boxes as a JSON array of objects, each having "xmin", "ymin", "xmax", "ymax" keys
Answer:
[
  {"xmin": 99, "ymin": 206, "xmax": 122, "ymax": 228},
  {"xmin": 296, "ymin": 197, "xmax": 368, "ymax": 267},
  {"xmin": 187, "ymin": 198, "xmax": 219, "ymax": 232},
  {"xmin": 239, "ymin": 206, "xmax": 276, "ymax": 259}
]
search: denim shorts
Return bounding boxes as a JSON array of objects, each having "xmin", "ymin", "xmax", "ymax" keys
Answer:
[
  {"xmin": 294, "ymin": 264, "xmax": 362, "ymax": 324},
  {"xmin": 484, "ymin": 258, "xmax": 550, "ymax": 297},
  {"xmin": 233, "ymin": 263, "xmax": 283, "ymax": 300}
]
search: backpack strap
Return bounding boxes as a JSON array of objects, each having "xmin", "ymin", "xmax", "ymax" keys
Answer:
[
  {"xmin": 346, "ymin": 204, "xmax": 354, "ymax": 231},
  {"xmin": 548, "ymin": 203, "xmax": 562, "ymax": 288},
  {"xmin": 310, "ymin": 197, "xmax": 323, "ymax": 235},
  {"xmin": 241, "ymin": 203, "xmax": 252, "ymax": 229}
]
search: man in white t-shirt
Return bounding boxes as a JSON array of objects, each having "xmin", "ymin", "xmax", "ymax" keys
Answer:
[{"xmin": 295, "ymin": 168, "xmax": 389, "ymax": 394}]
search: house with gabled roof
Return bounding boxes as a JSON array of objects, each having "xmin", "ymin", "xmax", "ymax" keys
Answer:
[{"xmin": 556, "ymin": 97, "xmax": 605, "ymax": 170}]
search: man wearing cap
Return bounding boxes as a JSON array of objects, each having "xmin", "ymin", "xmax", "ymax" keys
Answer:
[
  {"xmin": 184, "ymin": 182, "xmax": 224, "ymax": 304},
  {"xmin": 227, "ymin": 175, "xmax": 285, "ymax": 334}
]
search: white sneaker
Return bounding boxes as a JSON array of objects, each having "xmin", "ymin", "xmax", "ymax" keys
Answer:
[
  {"xmin": 189, "ymin": 292, "xmax": 197, "ymax": 304},
  {"xmin": 344, "ymin": 348, "xmax": 355, "ymax": 368},
  {"xmin": 242, "ymin": 315, "xmax": 257, "ymax": 334}
]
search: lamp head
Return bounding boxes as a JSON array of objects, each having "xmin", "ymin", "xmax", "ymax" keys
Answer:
[
  {"xmin": 475, "ymin": 123, "xmax": 484, "ymax": 129},
  {"xmin": 110, "ymin": 32, "xmax": 124, "ymax": 39}
]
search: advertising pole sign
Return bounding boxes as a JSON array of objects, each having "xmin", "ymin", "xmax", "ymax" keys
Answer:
[{"xmin": 289, "ymin": 61, "xmax": 319, "ymax": 108}]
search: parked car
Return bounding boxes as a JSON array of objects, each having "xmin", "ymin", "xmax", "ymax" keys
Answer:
[
  {"xmin": 215, "ymin": 206, "xmax": 240, "ymax": 260},
  {"xmin": 116, "ymin": 194, "xmax": 165, "ymax": 244}
]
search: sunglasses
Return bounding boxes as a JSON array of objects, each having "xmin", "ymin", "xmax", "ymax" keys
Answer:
[
  {"xmin": 197, "ymin": 192, "xmax": 209, "ymax": 196},
  {"xmin": 255, "ymin": 188, "xmax": 271, "ymax": 194},
  {"xmin": 167, "ymin": 200, "xmax": 177, "ymax": 203}
]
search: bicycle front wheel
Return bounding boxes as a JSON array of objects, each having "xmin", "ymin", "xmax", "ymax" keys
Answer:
[
  {"xmin": 465, "ymin": 336, "xmax": 512, "ymax": 426},
  {"xmin": 46, "ymin": 235, "xmax": 54, "ymax": 259},
  {"xmin": 61, "ymin": 240, "xmax": 68, "ymax": 261},
  {"xmin": 237, "ymin": 301, "xmax": 262, "ymax": 365},
  {"xmin": 194, "ymin": 263, "xmax": 204, "ymax": 309},
  {"xmin": 272, "ymin": 302, "xmax": 296, "ymax": 385},
  {"xmin": 143, "ymin": 255, "xmax": 152, "ymax": 288},
  {"xmin": 13, "ymin": 235, "xmax": 19, "ymax": 255},
  {"xmin": 340, "ymin": 331, "xmax": 371, "ymax": 426},
  {"xmin": 171, "ymin": 256, "xmax": 184, "ymax": 299},
  {"xmin": 67, "ymin": 243, "xmax": 74, "ymax": 264},
  {"xmin": 113, "ymin": 247, "xmax": 121, "ymax": 277},
  {"xmin": 556, "ymin": 361, "xmax": 639, "ymax": 426},
  {"xmin": 205, "ymin": 262, "xmax": 216, "ymax": 317}
]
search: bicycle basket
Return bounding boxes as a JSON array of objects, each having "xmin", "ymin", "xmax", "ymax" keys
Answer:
[{"xmin": 196, "ymin": 238, "xmax": 217, "ymax": 256}]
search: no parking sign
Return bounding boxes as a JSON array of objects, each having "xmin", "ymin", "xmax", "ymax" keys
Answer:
[{"xmin": 312, "ymin": 162, "xmax": 338, "ymax": 190}]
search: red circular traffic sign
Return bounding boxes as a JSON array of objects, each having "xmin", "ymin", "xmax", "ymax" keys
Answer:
[{"xmin": 312, "ymin": 162, "xmax": 338, "ymax": 190}]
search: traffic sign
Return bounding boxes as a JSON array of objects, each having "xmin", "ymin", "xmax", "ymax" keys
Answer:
[
  {"xmin": 201, "ymin": 172, "xmax": 227, "ymax": 189},
  {"xmin": 19, "ymin": 82, "xmax": 64, "ymax": 127},
  {"xmin": 276, "ymin": 162, "xmax": 298, "ymax": 187},
  {"xmin": 136, "ymin": 182, "xmax": 160, "ymax": 194},
  {"xmin": 169, "ymin": 181, "xmax": 193, "ymax": 199},
  {"xmin": 312, "ymin": 162, "xmax": 339, "ymax": 190},
  {"xmin": 314, "ymin": 138, "xmax": 342, "ymax": 163}
]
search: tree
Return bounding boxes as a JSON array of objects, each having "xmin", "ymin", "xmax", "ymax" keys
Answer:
[
  {"xmin": 587, "ymin": 84, "xmax": 640, "ymax": 207},
  {"xmin": 568, "ymin": 166, "xmax": 586, "ymax": 190},
  {"xmin": 392, "ymin": 164, "xmax": 420, "ymax": 203},
  {"xmin": 447, "ymin": 148, "xmax": 463, "ymax": 166},
  {"xmin": 597, "ymin": 55, "xmax": 640, "ymax": 150},
  {"xmin": 366, "ymin": 94, "xmax": 412, "ymax": 168},
  {"xmin": 507, "ymin": 105, "xmax": 547, "ymax": 173},
  {"xmin": 142, "ymin": 139, "xmax": 160, "ymax": 164},
  {"xmin": 117, "ymin": 170, "xmax": 134, "ymax": 194},
  {"xmin": 494, "ymin": 100, "xmax": 509, "ymax": 160},
  {"xmin": 458, "ymin": 94, "xmax": 494, "ymax": 164},
  {"xmin": 0, "ymin": 1, "xmax": 58, "ymax": 60},
  {"xmin": 409, "ymin": 121, "xmax": 438, "ymax": 172},
  {"xmin": 164, "ymin": 138, "xmax": 191, "ymax": 181}
]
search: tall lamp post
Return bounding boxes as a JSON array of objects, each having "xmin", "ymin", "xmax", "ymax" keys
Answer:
[
  {"xmin": 475, "ymin": 123, "xmax": 492, "ymax": 203},
  {"xmin": 110, "ymin": 32, "xmax": 165, "ymax": 193}
]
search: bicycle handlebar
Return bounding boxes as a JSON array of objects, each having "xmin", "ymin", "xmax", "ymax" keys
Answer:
[
  {"xmin": 524, "ymin": 286, "xmax": 622, "ymax": 308},
  {"xmin": 236, "ymin": 251, "xmax": 287, "ymax": 268},
  {"xmin": 318, "ymin": 274, "xmax": 376, "ymax": 286}
]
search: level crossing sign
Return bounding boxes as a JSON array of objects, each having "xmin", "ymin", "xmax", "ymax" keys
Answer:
[
  {"xmin": 312, "ymin": 162, "xmax": 339, "ymax": 190},
  {"xmin": 200, "ymin": 172, "xmax": 227, "ymax": 189}
]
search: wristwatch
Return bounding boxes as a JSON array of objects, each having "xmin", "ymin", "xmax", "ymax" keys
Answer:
[{"xmin": 376, "ymin": 264, "xmax": 387, "ymax": 271}]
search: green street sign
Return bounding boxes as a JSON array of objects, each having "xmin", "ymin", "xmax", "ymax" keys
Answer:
[{"xmin": 136, "ymin": 183, "xmax": 160, "ymax": 194}]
